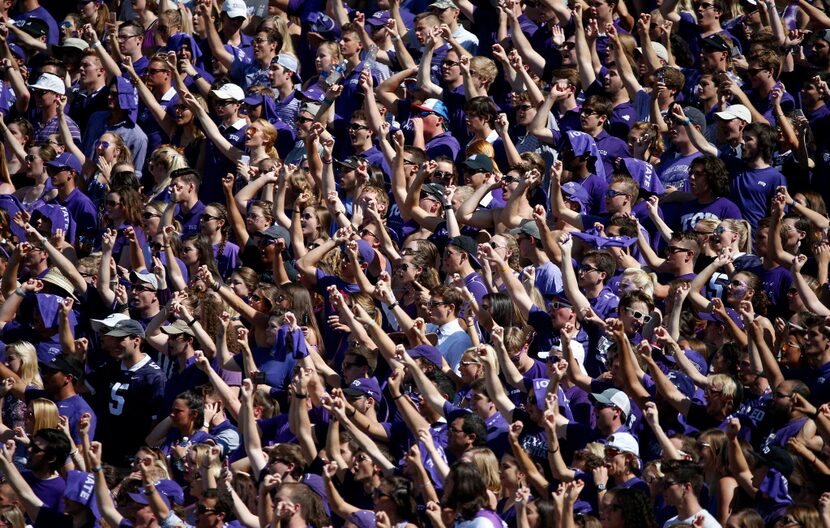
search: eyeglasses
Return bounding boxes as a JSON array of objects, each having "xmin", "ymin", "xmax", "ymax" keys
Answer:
[
  {"xmin": 117, "ymin": 34, "xmax": 140, "ymax": 41},
  {"xmin": 200, "ymin": 215, "xmax": 222, "ymax": 222},
  {"xmin": 547, "ymin": 301, "xmax": 571, "ymax": 310},
  {"xmin": 624, "ymin": 307, "xmax": 653, "ymax": 323},
  {"xmin": 349, "ymin": 123, "xmax": 369, "ymax": 131},
  {"xmin": 403, "ymin": 159, "xmax": 418, "ymax": 166},
  {"xmin": 698, "ymin": 1, "xmax": 716, "ymax": 9},
  {"xmin": 420, "ymin": 193, "xmax": 441, "ymax": 203},
  {"xmin": 578, "ymin": 265, "xmax": 599, "ymax": 274},
  {"xmin": 433, "ymin": 170, "xmax": 453, "ymax": 181},
  {"xmin": 354, "ymin": 453, "xmax": 370, "ymax": 462},
  {"xmin": 488, "ymin": 241, "xmax": 507, "ymax": 250},
  {"xmin": 448, "ymin": 426, "xmax": 465, "ymax": 434},
  {"xmin": 428, "ymin": 301, "xmax": 450, "ymax": 308},
  {"xmin": 747, "ymin": 67, "xmax": 765, "ymax": 76},
  {"xmin": 605, "ymin": 189, "xmax": 628, "ymax": 198},
  {"xmin": 667, "ymin": 245, "xmax": 692, "ymax": 255},
  {"xmin": 214, "ymin": 99, "xmax": 236, "ymax": 107},
  {"xmin": 515, "ymin": 105, "xmax": 533, "ymax": 112},
  {"xmin": 254, "ymin": 37, "xmax": 270, "ymax": 44},
  {"xmin": 28, "ymin": 443, "xmax": 46, "ymax": 454},
  {"xmin": 359, "ymin": 228, "xmax": 379, "ymax": 240},
  {"xmin": 25, "ymin": 154, "xmax": 37, "ymax": 163},
  {"xmin": 146, "ymin": 68, "xmax": 168, "ymax": 75},
  {"xmin": 662, "ymin": 478, "xmax": 681, "ymax": 487},
  {"xmin": 442, "ymin": 59, "xmax": 461, "ymax": 67},
  {"xmin": 604, "ymin": 447, "xmax": 623, "ymax": 458},
  {"xmin": 417, "ymin": 111, "xmax": 438, "ymax": 118},
  {"xmin": 130, "ymin": 285, "xmax": 156, "ymax": 293}
]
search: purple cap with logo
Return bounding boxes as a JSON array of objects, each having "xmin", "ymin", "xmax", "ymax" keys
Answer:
[
  {"xmin": 408, "ymin": 344, "xmax": 442, "ymax": 368},
  {"xmin": 46, "ymin": 152, "xmax": 83, "ymax": 174},
  {"xmin": 343, "ymin": 377, "xmax": 382, "ymax": 400},
  {"xmin": 128, "ymin": 480, "xmax": 185, "ymax": 508}
]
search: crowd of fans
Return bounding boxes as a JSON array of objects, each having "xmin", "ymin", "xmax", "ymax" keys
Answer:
[{"xmin": 0, "ymin": 0, "xmax": 829, "ymax": 527}]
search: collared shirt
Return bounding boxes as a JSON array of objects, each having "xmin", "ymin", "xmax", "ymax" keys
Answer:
[
  {"xmin": 427, "ymin": 319, "xmax": 472, "ymax": 371},
  {"xmin": 202, "ymin": 118, "xmax": 248, "ymax": 203},
  {"xmin": 82, "ymin": 111, "xmax": 149, "ymax": 178},
  {"xmin": 33, "ymin": 113, "xmax": 81, "ymax": 145},
  {"xmin": 175, "ymin": 200, "xmax": 207, "ymax": 237}
]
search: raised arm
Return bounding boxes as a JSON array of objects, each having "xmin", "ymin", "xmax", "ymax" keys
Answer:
[
  {"xmin": 638, "ymin": 344, "xmax": 692, "ymax": 415},
  {"xmin": 573, "ymin": 5, "xmax": 597, "ymax": 90},
  {"xmin": 557, "ymin": 234, "xmax": 592, "ymax": 315}
]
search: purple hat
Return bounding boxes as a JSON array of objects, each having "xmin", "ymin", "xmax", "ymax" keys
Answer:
[
  {"xmin": 366, "ymin": 10, "xmax": 391, "ymax": 26},
  {"xmin": 408, "ymin": 344, "xmax": 442, "ymax": 368},
  {"xmin": 303, "ymin": 12, "xmax": 337, "ymax": 36},
  {"xmin": 165, "ymin": 32, "xmax": 203, "ymax": 63},
  {"xmin": 532, "ymin": 378, "xmax": 550, "ymax": 410},
  {"xmin": 343, "ymin": 377, "xmax": 382, "ymax": 400},
  {"xmin": 244, "ymin": 93, "xmax": 266, "ymax": 106},
  {"xmin": 698, "ymin": 307, "xmax": 745, "ymax": 330},
  {"xmin": 128, "ymin": 480, "xmax": 185, "ymax": 508},
  {"xmin": 7, "ymin": 43, "xmax": 26, "ymax": 63},
  {"xmin": 35, "ymin": 293, "xmax": 76, "ymax": 329},
  {"xmin": 619, "ymin": 158, "xmax": 665, "ymax": 195},
  {"xmin": 31, "ymin": 204, "xmax": 71, "ymax": 237},
  {"xmin": 0, "ymin": 194, "xmax": 26, "ymax": 242},
  {"xmin": 560, "ymin": 181, "xmax": 590, "ymax": 213},
  {"xmin": 64, "ymin": 471, "xmax": 99, "ymax": 518},
  {"xmin": 353, "ymin": 239, "xmax": 376, "ymax": 266},
  {"xmin": 570, "ymin": 232, "xmax": 637, "ymax": 249},
  {"xmin": 663, "ymin": 349, "xmax": 708, "ymax": 375},
  {"xmin": 564, "ymin": 131, "xmax": 606, "ymax": 180},
  {"xmin": 346, "ymin": 510, "xmax": 376, "ymax": 528},
  {"xmin": 46, "ymin": 152, "xmax": 83, "ymax": 174},
  {"xmin": 299, "ymin": 83, "xmax": 326, "ymax": 103},
  {"xmin": 302, "ymin": 474, "xmax": 330, "ymax": 515}
]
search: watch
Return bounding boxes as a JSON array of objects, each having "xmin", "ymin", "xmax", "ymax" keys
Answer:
[{"xmin": 596, "ymin": 483, "xmax": 607, "ymax": 491}]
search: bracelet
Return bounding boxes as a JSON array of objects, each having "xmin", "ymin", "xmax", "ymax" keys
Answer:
[
  {"xmin": 548, "ymin": 446, "xmax": 560, "ymax": 454},
  {"xmin": 294, "ymin": 393, "xmax": 308, "ymax": 399},
  {"xmin": 500, "ymin": 265, "xmax": 510, "ymax": 274},
  {"xmin": 187, "ymin": 318, "xmax": 198, "ymax": 327},
  {"xmin": 321, "ymin": 158, "xmax": 333, "ymax": 165},
  {"xmin": 92, "ymin": 41, "xmax": 102, "ymax": 48},
  {"xmin": 92, "ymin": 466, "xmax": 104, "ymax": 473},
  {"xmin": 443, "ymin": 204, "xmax": 452, "ymax": 210},
  {"xmin": 388, "ymin": 301, "xmax": 399, "ymax": 310},
  {"xmin": 392, "ymin": 393, "xmax": 406, "ymax": 400},
  {"xmin": 143, "ymin": 486, "xmax": 156, "ymax": 495},
  {"xmin": 191, "ymin": 72, "xmax": 202, "ymax": 82},
  {"xmin": 683, "ymin": 118, "xmax": 691, "ymax": 126},
  {"xmin": 211, "ymin": 281, "xmax": 221, "ymax": 292},
  {"xmin": 13, "ymin": 288, "xmax": 25, "ymax": 298},
  {"xmin": 70, "ymin": 449, "xmax": 79, "ymax": 457}
]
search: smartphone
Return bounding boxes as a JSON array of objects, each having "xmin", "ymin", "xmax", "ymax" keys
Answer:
[
  {"xmin": 794, "ymin": 109, "xmax": 805, "ymax": 119},
  {"xmin": 251, "ymin": 372, "xmax": 267, "ymax": 384},
  {"xmin": 240, "ymin": 154, "xmax": 250, "ymax": 165}
]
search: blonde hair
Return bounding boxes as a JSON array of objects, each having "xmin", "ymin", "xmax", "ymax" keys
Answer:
[
  {"xmin": 29, "ymin": 399, "xmax": 59, "ymax": 434},
  {"xmin": 469, "ymin": 56, "xmax": 497, "ymax": 87},
  {"xmin": 708, "ymin": 374, "xmax": 739, "ymax": 400},
  {"xmin": 464, "ymin": 447, "xmax": 502, "ymax": 496},
  {"xmin": 253, "ymin": 119, "xmax": 278, "ymax": 160},
  {"xmin": 720, "ymin": 219, "xmax": 752, "ymax": 253},
  {"xmin": 4, "ymin": 342, "xmax": 42, "ymax": 389},
  {"xmin": 621, "ymin": 268, "xmax": 655, "ymax": 298}
]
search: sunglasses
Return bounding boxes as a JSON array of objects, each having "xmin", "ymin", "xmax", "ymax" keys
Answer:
[
  {"xmin": 433, "ymin": 170, "xmax": 453, "ymax": 181},
  {"xmin": 96, "ymin": 141, "xmax": 111, "ymax": 150},
  {"xmin": 349, "ymin": 123, "xmax": 369, "ymax": 131},
  {"xmin": 625, "ymin": 307, "xmax": 652, "ymax": 323},
  {"xmin": 200, "ymin": 214, "xmax": 222, "ymax": 222},
  {"xmin": 143, "ymin": 212, "xmax": 161, "ymax": 219}
]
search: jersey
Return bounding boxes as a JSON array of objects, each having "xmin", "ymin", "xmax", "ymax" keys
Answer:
[{"xmin": 86, "ymin": 355, "xmax": 166, "ymax": 466}]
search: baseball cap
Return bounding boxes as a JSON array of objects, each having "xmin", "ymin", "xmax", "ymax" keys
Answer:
[
  {"xmin": 46, "ymin": 152, "xmax": 82, "ymax": 173},
  {"xmin": 261, "ymin": 225, "xmax": 291, "ymax": 251},
  {"xmin": 131, "ymin": 270, "xmax": 159, "ymax": 291},
  {"xmin": 462, "ymin": 154, "xmax": 494, "ymax": 174},
  {"xmin": 342, "ymin": 377, "xmax": 382, "ymax": 400},
  {"xmin": 591, "ymin": 388, "xmax": 631, "ymax": 419},
  {"xmin": 683, "ymin": 106, "xmax": 707, "ymax": 130},
  {"xmin": 447, "ymin": 235, "xmax": 481, "ymax": 267},
  {"xmin": 39, "ymin": 353, "xmax": 84, "ymax": 380},
  {"xmin": 510, "ymin": 222, "xmax": 542, "ymax": 241},
  {"xmin": 430, "ymin": 0, "xmax": 458, "ymax": 9},
  {"xmin": 336, "ymin": 156, "xmax": 362, "ymax": 170},
  {"xmin": 412, "ymin": 98, "xmax": 449, "ymax": 120},
  {"xmin": 159, "ymin": 319, "xmax": 195, "ymax": 337},
  {"xmin": 560, "ymin": 181, "xmax": 590, "ymax": 213},
  {"xmin": 300, "ymin": 101, "xmax": 321, "ymax": 117},
  {"xmin": 29, "ymin": 73, "xmax": 66, "ymax": 95},
  {"xmin": 754, "ymin": 445, "xmax": 794, "ymax": 478},
  {"xmin": 211, "ymin": 83, "xmax": 245, "ymax": 102},
  {"xmin": 421, "ymin": 183, "xmax": 445, "ymax": 202},
  {"xmin": 91, "ymin": 313, "xmax": 131, "ymax": 333},
  {"xmin": 606, "ymin": 432, "xmax": 639, "ymax": 457},
  {"xmin": 57, "ymin": 38, "xmax": 90, "ymax": 52},
  {"xmin": 103, "ymin": 319, "xmax": 146, "ymax": 338},
  {"xmin": 346, "ymin": 511, "xmax": 376, "ymax": 528},
  {"xmin": 636, "ymin": 42, "xmax": 669, "ymax": 63},
  {"xmin": 715, "ymin": 104, "xmax": 752, "ymax": 123},
  {"xmin": 408, "ymin": 344, "xmax": 442, "ymax": 368},
  {"xmin": 274, "ymin": 53, "xmax": 300, "ymax": 75},
  {"xmin": 701, "ymin": 34, "xmax": 732, "ymax": 52},
  {"xmin": 128, "ymin": 480, "xmax": 185, "ymax": 508},
  {"xmin": 222, "ymin": 0, "xmax": 248, "ymax": 19},
  {"xmin": 366, "ymin": 11, "xmax": 391, "ymax": 27},
  {"xmin": 16, "ymin": 18, "xmax": 48, "ymax": 38}
]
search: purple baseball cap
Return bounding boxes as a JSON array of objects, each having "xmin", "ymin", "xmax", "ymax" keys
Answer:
[
  {"xmin": 408, "ymin": 344, "xmax": 442, "ymax": 368},
  {"xmin": 0, "ymin": 194, "xmax": 26, "ymax": 242},
  {"xmin": 663, "ymin": 348, "xmax": 708, "ymax": 375},
  {"xmin": 32, "ymin": 204, "xmax": 71, "ymax": 236},
  {"xmin": 302, "ymin": 474, "xmax": 330, "ymax": 515},
  {"xmin": 570, "ymin": 232, "xmax": 637, "ymax": 249},
  {"xmin": 560, "ymin": 181, "xmax": 590, "ymax": 213},
  {"xmin": 353, "ymin": 239, "xmax": 376, "ymax": 266},
  {"xmin": 128, "ymin": 480, "xmax": 185, "ymax": 508},
  {"xmin": 46, "ymin": 152, "xmax": 83, "ymax": 174},
  {"xmin": 366, "ymin": 10, "xmax": 391, "ymax": 27},
  {"xmin": 346, "ymin": 510, "xmax": 376, "ymax": 528},
  {"xmin": 532, "ymin": 378, "xmax": 551, "ymax": 410},
  {"xmin": 343, "ymin": 377, "xmax": 382, "ymax": 400},
  {"xmin": 698, "ymin": 307, "xmax": 745, "ymax": 330}
]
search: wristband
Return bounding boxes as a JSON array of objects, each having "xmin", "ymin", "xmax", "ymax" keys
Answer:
[
  {"xmin": 92, "ymin": 41, "xmax": 102, "ymax": 48},
  {"xmin": 69, "ymin": 449, "xmax": 79, "ymax": 457},
  {"xmin": 294, "ymin": 393, "xmax": 308, "ymax": 399},
  {"xmin": 443, "ymin": 204, "xmax": 452, "ymax": 210},
  {"xmin": 683, "ymin": 118, "xmax": 691, "ymax": 126},
  {"xmin": 14, "ymin": 288, "xmax": 25, "ymax": 298},
  {"xmin": 191, "ymin": 72, "xmax": 202, "ymax": 82},
  {"xmin": 211, "ymin": 281, "xmax": 221, "ymax": 292},
  {"xmin": 548, "ymin": 446, "xmax": 560, "ymax": 454},
  {"xmin": 596, "ymin": 483, "xmax": 607, "ymax": 491},
  {"xmin": 322, "ymin": 158, "xmax": 333, "ymax": 165},
  {"xmin": 392, "ymin": 393, "xmax": 406, "ymax": 400},
  {"xmin": 500, "ymin": 265, "xmax": 510, "ymax": 274},
  {"xmin": 388, "ymin": 301, "xmax": 399, "ymax": 310},
  {"xmin": 187, "ymin": 318, "xmax": 198, "ymax": 327},
  {"xmin": 92, "ymin": 466, "xmax": 104, "ymax": 473}
]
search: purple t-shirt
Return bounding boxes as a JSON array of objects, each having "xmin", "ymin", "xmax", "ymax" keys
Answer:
[
  {"xmin": 726, "ymin": 162, "xmax": 787, "ymax": 229},
  {"xmin": 658, "ymin": 151, "xmax": 703, "ymax": 192},
  {"xmin": 665, "ymin": 197, "xmax": 743, "ymax": 232},
  {"xmin": 22, "ymin": 471, "xmax": 65, "ymax": 512},
  {"xmin": 24, "ymin": 389, "xmax": 96, "ymax": 444}
]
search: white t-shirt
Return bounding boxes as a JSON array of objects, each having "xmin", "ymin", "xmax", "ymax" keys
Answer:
[{"xmin": 664, "ymin": 509, "xmax": 722, "ymax": 528}]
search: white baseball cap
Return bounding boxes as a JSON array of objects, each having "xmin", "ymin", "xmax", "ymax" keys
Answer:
[
  {"xmin": 636, "ymin": 42, "xmax": 669, "ymax": 64},
  {"xmin": 606, "ymin": 432, "xmax": 640, "ymax": 458},
  {"xmin": 90, "ymin": 313, "xmax": 130, "ymax": 333},
  {"xmin": 592, "ymin": 388, "xmax": 631, "ymax": 419},
  {"xmin": 28, "ymin": 73, "xmax": 65, "ymax": 95},
  {"xmin": 715, "ymin": 104, "xmax": 752, "ymax": 123},
  {"xmin": 222, "ymin": 0, "xmax": 248, "ymax": 19},
  {"xmin": 211, "ymin": 83, "xmax": 245, "ymax": 102}
]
